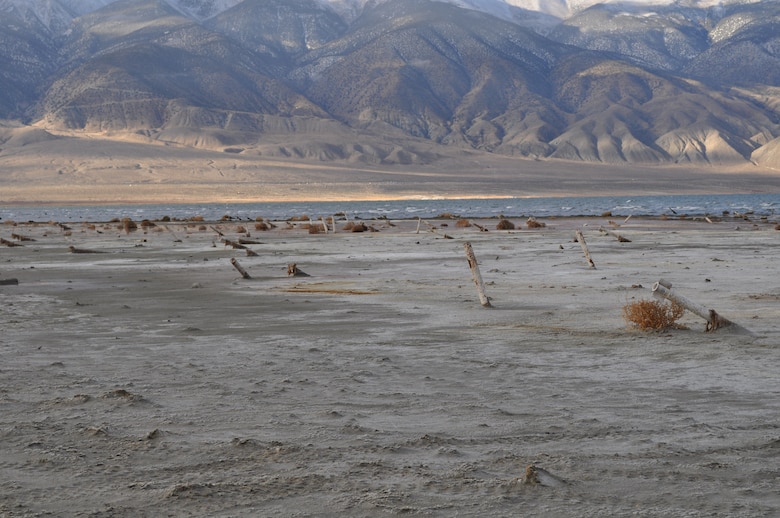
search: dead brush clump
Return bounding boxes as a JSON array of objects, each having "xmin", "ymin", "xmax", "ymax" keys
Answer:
[
  {"xmin": 235, "ymin": 225, "xmax": 246, "ymax": 234},
  {"xmin": 255, "ymin": 222, "xmax": 270, "ymax": 231},
  {"xmin": 344, "ymin": 222, "xmax": 367, "ymax": 232},
  {"xmin": 496, "ymin": 219, "xmax": 516, "ymax": 230},
  {"xmin": 455, "ymin": 219, "xmax": 471, "ymax": 228},
  {"xmin": 190, "ymin": 215, "xmax": 205, "ymax": 222},
  {"xmin": 623, "ymin": 299, "xmax": 686, "ymax": 330},
  {"xmin": 120, "ymin": 218, "xmax": 137, "ymax": 233},
  {"xmin": 526, "ymin": 217, "xmax": 546, "ymax": 229}
]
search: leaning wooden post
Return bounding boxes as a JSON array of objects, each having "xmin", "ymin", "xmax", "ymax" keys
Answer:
[
  {"xmin": 463, "ymin": 242, "xmax": 491, "ymax": 307},
  {"xmin": 575, "ymin": 229, "xmax": 596, "ymax": 269},
  {"xmin": 230, "ymin": 258, "xmax": 251, "ymax": 279},
  {"xmin": 416, "ymin": 217, "xmax": 422, "ymax": 234},
  {"xmin": 652, "ymin": 280, "xmax": 751, "ymax": 334}
]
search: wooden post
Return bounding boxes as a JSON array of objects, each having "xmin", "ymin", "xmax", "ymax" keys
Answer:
[
  {"xmin": 230, "ymin": 258, "xmax": 251, "ymax": 279},
  {"xmin": 416, "ymin": 217, "xmax": 422, "ymax": 234},
  {"xmin": 575, "ymin": 230, "xmax": 596, "ymax": 269},
  {"xmin": 651, "ymin": 281, "xmax": 751, "ymax": 334},
  {"xmin": 463, "ymin": 242, "xmax": 491, "ymax": 307}
]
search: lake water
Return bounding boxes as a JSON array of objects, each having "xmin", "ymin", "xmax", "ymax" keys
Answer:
[{"xmin": 2, "ymin": 193, "xmax": 779, "ymax": 222}]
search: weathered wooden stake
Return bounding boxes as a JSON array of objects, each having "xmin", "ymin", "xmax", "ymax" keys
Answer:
[
  {"xmin": 416, "ymin": 217, "xmax": 422, "ymax": 234},
  {"xmin": 575, "ymin": 229, "xmax": 596, "ymax": 269},
  {"xmin": 463, "ymin": 242, "xmax": 491, "ymax": 307},
  {"xmin": 230, "ymin": 258, "xmax": 251, "ymax": 279},
  {"xmin": 652, "ymin": 281, "xmax": 751, "ymax": 334}
]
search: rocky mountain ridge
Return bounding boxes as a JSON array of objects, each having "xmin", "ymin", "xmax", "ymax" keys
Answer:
[{"xmin": 1, "ymin": 0, "xmax": 780, "ymax": 168}]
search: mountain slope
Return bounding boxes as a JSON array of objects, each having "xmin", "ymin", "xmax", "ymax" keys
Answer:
[{"xmin": 0, "ymin": 0, "xmax": 779, "ymax": 169}]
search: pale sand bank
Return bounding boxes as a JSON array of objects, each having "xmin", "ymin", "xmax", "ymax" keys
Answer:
[{"xmin": 1, "ymin": 216, "xmax": 780, "ymax": 516}]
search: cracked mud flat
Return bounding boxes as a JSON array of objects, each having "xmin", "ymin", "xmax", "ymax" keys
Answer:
[{"xmin": 1, "ymin": 216, "xmax": 780, "ymax": 516}]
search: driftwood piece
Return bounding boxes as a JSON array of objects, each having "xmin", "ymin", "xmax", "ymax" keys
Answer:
[
  {"xmin": 0, "ymin": 278, "xmax": 19, "ymax": 286},
  {"xmin": 463, "ymin": 242, "xmax": 491, "ymax": 307},
  {"xmin": 575, "ymin": 229, "xmax": 596, "ymax": 269},
  {"xmin": 599, "ymin": 226, "xmax": 631, "ymax": 242},
  {"xmin": 1, "ymin": 238, "xmax": 23, "ymax": 247},
  {"xmin": 210, "ymin": 226, "xmax": 224, "ymax": 237},
  {"xmin": 68, "ymin": 245, "xmax": 104, "ymax": 254},
  {"xmin": 287, "ymin": 263, "xmax": 310, "ymax": 277},
  {"xmin": 245, "ymin": 248, "xmax": 258, "ymax": 257},
  {"xmin": 230, "ymin": 258, "xmax": 251, "ymax": 279},
  {"xmin": 223, "ymin": 239, "xmax": 247, "ymax": 249},
  {"xmin": 238, "ymin": 238, "xmax": 263, "ymax": 245},
  {"xmin": 11, "ymin": 233, "xmax": 35, "ymax": 241},
  {"xmin": 522, "ymin": 465, "xmax": 567, "ymax": 487},
  {"xmin": 652, "ymin": 281, "xmax": 752, "ymax": 334}
]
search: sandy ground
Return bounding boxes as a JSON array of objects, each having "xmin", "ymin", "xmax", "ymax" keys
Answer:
[
  {"xmin": 3, "ymin": 128, "xmax": 780, "ymax": 203},
  {"xmin": 2, "ymin": 214, "xmax": 780, "ymax": 516}
]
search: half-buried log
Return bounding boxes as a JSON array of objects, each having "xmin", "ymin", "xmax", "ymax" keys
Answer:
[{"xmin": 651, "ymin": 281, "xmax": 752, "ymax": 334}]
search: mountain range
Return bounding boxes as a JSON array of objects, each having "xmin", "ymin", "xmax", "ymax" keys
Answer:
[{"xmin": 2, "ymin": 0, "xmax": 780, "ymax": 169}]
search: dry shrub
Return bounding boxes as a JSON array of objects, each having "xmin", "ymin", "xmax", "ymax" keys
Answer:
[
  {"xmin": 289, "ymin": 214, "xmax": 311, "ymax": 222},
  {"xmin": 455, "ymin": 219, "xmax": 471, "ymax": 228},
  {"xmin": 255, "ymin": 216, "xmax": 264, "ymax": 222},
  {"xmin": 121, "ymin": 217, "xmax": 137, "ymax": 233},
  {"xmin": 308, "ymin": 223, "xmax": 324, "ymax": 234},
  {"xmin": 775, "ymin": 224, "xmax": 780, "ymax": 231},
  {"xmin": 140, "ymin": 219, "xmax": 155, "ymax": 228},
  {"xmin": 496, "ymin": 219, "xmax": 515, "ymax": 230},
  {"xmin": 623, "ymin": 299, "xmax": 685, "ymax": 330},
  {"xmin": 350, "ymin": 222, "xmax": 367, "ymax": 233},
  {"xmin": 601, "ymin": 211, "xmax": 613, "ymax": 217},
  {"xmin": 190, "ymin": 215, "xmax": 205, "ymax": 222},
  {"xmin": 342, "ymin": 221, "xmax": 355, "ymax": 231},
  {"xmin": 220, "ymin": 214, "xmax": 232, "ymax": 221},
  {"xmin": 526, "ymin": 217, "xmax": 546, "ymax": 229},
  {"xmin": 255, "ymin": 222, "xmax": 270, "ymax": 231},
  {"xmin": 437, "ymin": 213, "xmax": 458, "ymax": 219},
  {"xmin": 198, "ymin": 225, "xmax": 207, "ymax": 231},
  {"xmin": 235, "ymin": 225, "xmax": 246, "ymax": 234}
]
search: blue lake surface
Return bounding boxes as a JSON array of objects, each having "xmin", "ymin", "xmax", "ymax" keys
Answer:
[{"xmin": 2, "ymin": 193, "xmax": 779, "ymax": 222}]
